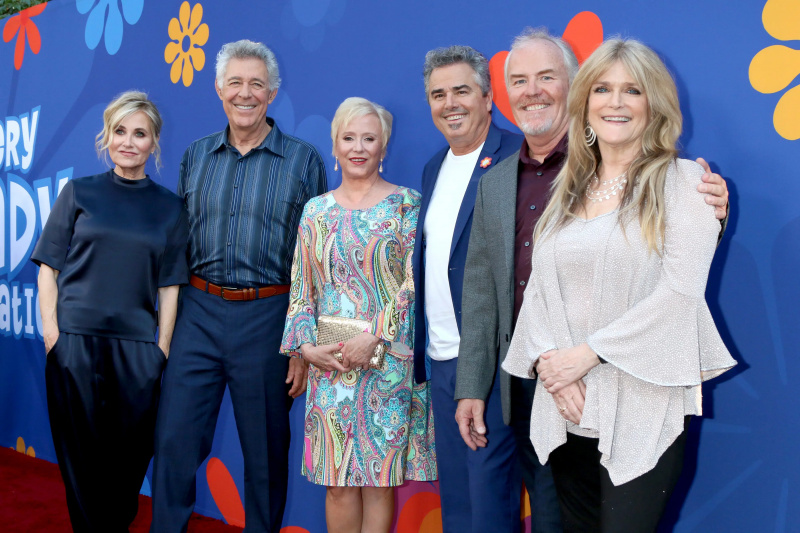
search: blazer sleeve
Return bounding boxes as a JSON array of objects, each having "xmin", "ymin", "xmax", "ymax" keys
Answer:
[{"xmin": 454, "ymin": 178, "xmax": 501, "ymax": 401}]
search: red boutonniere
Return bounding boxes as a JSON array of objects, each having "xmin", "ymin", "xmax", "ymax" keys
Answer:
[{"xmin": 480, "ymin": 157, "xmax": 492, "ymax": 168}]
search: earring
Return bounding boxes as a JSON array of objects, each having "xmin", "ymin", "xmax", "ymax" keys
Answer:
[
  {"xmin": 584, "ymin": 122, "xmax": 596, "ymax": 147},
  {"xmin": 334, "ymin": 157, "xmax": 339, "ymax": 171},
  {"xmin": 379, "ymin": 159, "xmax": 384, "ymax": 173}
]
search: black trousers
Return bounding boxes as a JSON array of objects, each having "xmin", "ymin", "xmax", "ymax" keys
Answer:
[
  {"xmin": 549, "ymin": 417, "xmax": 690, "ymax": 533},
  {"xmin": 46, "ymin": 332, "xmax": 166, "ymax": 533},
  {"xmin": 510, "ymin": 376, "xmax": 564, "ymax": 533}
]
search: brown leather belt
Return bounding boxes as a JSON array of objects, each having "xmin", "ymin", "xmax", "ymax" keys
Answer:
[{"xmin": 190, "ymin": 275, "xmax": 290, "ymax": 302}]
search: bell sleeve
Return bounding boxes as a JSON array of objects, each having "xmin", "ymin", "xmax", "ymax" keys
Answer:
[
  {"xmin": 31, "ymin": 180, "xmax": 77, "ymax": 271},
  {"xmin": 281, "ymin": 204, "xmax": 319, "ymax": 353},
  {"xmin": 502, "ymin": 277, "xmax": 558, "ymax": 379},
  {"xmin": 367, "ymin": 189, "xmax": 420, "ymax": 354},
  {"xmin": 585, "ymin": 160, "xmax": 736, "ymax": 386}
]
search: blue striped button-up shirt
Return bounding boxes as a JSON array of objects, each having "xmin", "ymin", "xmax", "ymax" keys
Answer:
[{"xmin": 178, "ymin": 118, "xmax": 328, "ymax": 287}]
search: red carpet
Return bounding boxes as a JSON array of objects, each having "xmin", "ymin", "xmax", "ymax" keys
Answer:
[{"xmin": 0, "ymin": 447, "xmax": 242, "ymax": 532}]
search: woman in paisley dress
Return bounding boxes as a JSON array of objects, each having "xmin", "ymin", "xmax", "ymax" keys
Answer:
[{"xmin": 281, "ymin": 97, "xmax": 435, "ymax": 533}]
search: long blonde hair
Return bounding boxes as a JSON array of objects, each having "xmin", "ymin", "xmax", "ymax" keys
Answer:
[{"xmin": 534, "ymin": 38, "xmax": 682, "ymax": 253}]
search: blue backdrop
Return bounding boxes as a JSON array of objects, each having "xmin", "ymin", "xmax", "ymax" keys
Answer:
[{"xmin": 1, "ymin": 0, "xmax": 797, "ymax": 531}]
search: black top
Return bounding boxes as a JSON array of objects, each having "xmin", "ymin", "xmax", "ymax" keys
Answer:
[{"xmin": 31, "ymin": 170, "xmax": 189, "ymax": 342}]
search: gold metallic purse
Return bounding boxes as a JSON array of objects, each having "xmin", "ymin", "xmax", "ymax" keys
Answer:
[{"xmin": 316, "ymin": 315, "xmax": 387, "ymax": 370}]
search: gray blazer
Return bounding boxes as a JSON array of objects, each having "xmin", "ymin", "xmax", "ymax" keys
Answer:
[{"xmin": 454, "ymin": 154, "xmax": 520, "ymax": 424}]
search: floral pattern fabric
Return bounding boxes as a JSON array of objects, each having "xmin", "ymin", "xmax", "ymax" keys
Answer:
[{"xmin": 281, "ymin": 187, "xmax": 436, "ymax": 487}]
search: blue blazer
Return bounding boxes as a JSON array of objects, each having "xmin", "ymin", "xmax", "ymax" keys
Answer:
[{"xmin": 413, "ymin": 122, "xmax": 523, "ymax": 383}]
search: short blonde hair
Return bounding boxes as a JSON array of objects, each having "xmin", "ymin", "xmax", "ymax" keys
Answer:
[
  {"xmin": 330, "ymin": 97, "xmax": 393, "ymax": 156},
  {"xmin": 95, "ymin": 91, "xmax": 163, "ymax": 169}
]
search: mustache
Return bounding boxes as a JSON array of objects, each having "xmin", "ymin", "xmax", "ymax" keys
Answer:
[{"xmin": 515, "ymin": 98, "xmax": 552, "ymax": 109}]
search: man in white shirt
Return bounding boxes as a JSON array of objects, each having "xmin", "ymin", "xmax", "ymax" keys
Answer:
[{"xmin": 411, "ymin": 45, "xmax": 563, "ymax": 533}]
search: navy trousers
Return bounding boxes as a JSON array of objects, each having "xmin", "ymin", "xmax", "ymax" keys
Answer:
[
  {"xmin": 510, "ymin": 376, "xmax": 564, "ymax": 533},
  {"xmin": 46, "ymin": 332, "xmax": 166, "ymax": 533},
  {"xmin": 430, "ymin": 358, "xmax": 521, "ymax": 533},
  {"xmin": 150, "ymin": 287, "xmax": 292, "ymax": 533}
]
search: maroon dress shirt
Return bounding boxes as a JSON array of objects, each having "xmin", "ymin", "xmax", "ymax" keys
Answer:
[{"xmin": 513, "ymin": 135, "xmax": 568, "ymax": 325}]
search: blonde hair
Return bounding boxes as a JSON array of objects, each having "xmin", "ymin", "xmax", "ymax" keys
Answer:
[
  {"xmin": 95, "ymin": 91, "xmax": 163, "ymax": 169},
  {"xmin": 535, "ymin": 38, "xmax": 682, "ymax": 253},
  {"xmin": 330, "ymin": 97, "xmax": 393, "ymax": 156}
]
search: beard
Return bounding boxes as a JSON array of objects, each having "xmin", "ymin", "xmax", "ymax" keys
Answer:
[{"xmin": 518, "ymin": 116, "xmax": 554, "ymax": 136}]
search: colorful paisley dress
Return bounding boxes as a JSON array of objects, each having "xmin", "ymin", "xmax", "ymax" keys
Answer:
[{"xmin": 281, "ymin": 186, "xmax": 436, "ymax": 487}]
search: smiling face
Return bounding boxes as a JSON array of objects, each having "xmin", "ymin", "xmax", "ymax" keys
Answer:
[
  {"xmin": 427, "ymin": 62, "xmax": 493, "ymax": 155},
  {"xmin": 587, "ymin": 61, "xmax": 649, "ymax": 158},
  {"xmin": 108, "ymin": 111, "xmax": 156, "ymax": 178},
  {"xmin": 335, "ymin": 114, "xmax": 384, "ymax": 181},
  {"xmin": 506, "ymin": 39, "xmax": 571, "ymax": 142},
  {"xmin": 217, "ymin": 57, "xmax": 277, "ymax": 136}
]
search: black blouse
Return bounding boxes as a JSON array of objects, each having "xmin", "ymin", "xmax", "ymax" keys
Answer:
[{"xmin": 31, "ymin": 170, "xmax": 189, "ymax": 342}]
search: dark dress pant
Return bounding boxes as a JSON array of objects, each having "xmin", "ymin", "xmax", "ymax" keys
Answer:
[
  {"xmin": 46, "ymin": 332, "xmax": 166, "ymax": 533},
  {"xmin": 510, "ymin": 375, "xmax": 564, "ymax": 533},
  {"xmin": 150, "ymin": 287, "xmax": 292, "ymax": 533},
  {"xmin": 430, "ymin": 358, "xmax": 521, "ymax": 533},
  {"xmin": 549, "ymin": 417, "xmax": 690, "ymax": 533}
]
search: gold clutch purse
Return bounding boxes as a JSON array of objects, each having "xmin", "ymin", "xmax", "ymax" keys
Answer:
[{"xmin": 316, "ymin": 314, "xmax": 387, "ymax": 371}]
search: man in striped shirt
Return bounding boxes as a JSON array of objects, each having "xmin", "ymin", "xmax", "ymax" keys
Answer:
[{"xmin": 151, "ymin": 40, "xmax": 327, "ymax": 533}]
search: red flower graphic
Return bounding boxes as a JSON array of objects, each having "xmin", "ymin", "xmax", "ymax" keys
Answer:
[{"xmin": 2, "ymin": 2, "xmax": 47, "ymax": 70}]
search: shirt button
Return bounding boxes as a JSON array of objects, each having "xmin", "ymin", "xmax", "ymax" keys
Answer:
[
  {"xmin": 227, "ymin": 241, "xmax": 231, "ymax": 246},
  {"xmin": 536, "ymin": 171, "xmax": 543, "ymax": 176},
  {"xmin": 530, "ymin": 205, "xmax": 536, "ymax": 210},
  {"xmin": 524, "ymin": 241, "xmax": 530, "ymax": 247},
  {"xmin": 519, "ymin": 280, "xmax": 526, "ymax": 286},
  {"xmin": 234, "ymin": 184, "xmax": 238, "ymax": 188},
  {"xmin": 230, "ymin": 211, "xmax": 234, "ymax": 216}
]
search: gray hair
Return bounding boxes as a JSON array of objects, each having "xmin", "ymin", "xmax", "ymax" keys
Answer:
[
  {"xmin": 423, "ymin": 45, "xmax": 491, "ymax": 98},
  {"xmin": 505, "ymin": 27, "xmax": 579, "ymax": 84},
  {"xmin": 95, "ymin": 90, "xmax": 163, "ymax": 169},
  {"xmin": 330, "ymin": 97, "xmax": 393, "ymax": 155},
  {"xmin": 215, "ymin": 40, "xmax": 282, "ymax": 91}
]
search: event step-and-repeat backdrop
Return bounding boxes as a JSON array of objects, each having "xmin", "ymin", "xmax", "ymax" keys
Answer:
[{"xmin": 2, "ymin": 0, "xmax": 798, "ymax": 531}]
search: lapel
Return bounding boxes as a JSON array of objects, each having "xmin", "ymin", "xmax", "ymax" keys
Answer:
[
  {"xmin": 494, "ymin": 156, "xmax": 519, "ymax": 291},
  {"xmin": 450, "ymin": 123, "xmax": 505, "ymax": 259},
  {"xmin": 417, "ymin": 148, "xmax": 448, "ymax": 238}
]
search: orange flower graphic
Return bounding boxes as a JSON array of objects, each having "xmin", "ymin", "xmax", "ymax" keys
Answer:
[
  {"xmin": 2, "ymin": 2, "xmax": 47, "ymax": 70},
  {"xmin": 165, "ymin": 1, "xmax": 209, "ymax": 87},
  {"xmin": 749, "ymin": 0, "xmax": 800, "ymax": 140}
]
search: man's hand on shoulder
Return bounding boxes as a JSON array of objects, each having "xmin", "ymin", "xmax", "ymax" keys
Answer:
[
  {"xmin": 696, "ymin": 157, "xmax": 729, "ymax": 220},
  {"xmin": 456, "ymin": 398, "xmax": 488, "ymax": 451}
]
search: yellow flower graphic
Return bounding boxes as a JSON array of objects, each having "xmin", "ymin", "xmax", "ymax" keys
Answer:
[
  {"xmin": 164, "ymin": 1, "xmax": 209, "ymax": 87},
  {"xmin": 749, "ymin": 0, "xmax": 800, "ymax": 140},
  {"xmin": 14, "ymin": 436, "xmax": 35, "ymax": 457}
]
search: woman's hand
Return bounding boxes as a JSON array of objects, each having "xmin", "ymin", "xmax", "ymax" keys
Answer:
[
  {"xmin": 300, "ymin": 342, "xmax": 351, "ymax": 373},
  {"xmin": 551, "ymin": 380, "xmax": 586, "ymax": 424},
  {"xmin": 339, "ymin": 333, "xmax": 381, "ymax": 370},
  {"xmin": 38, "ymin": 264, "xmax": 60, "ymax": 354},
  {"xmin": 43, "ymin": 328, "xmax": 60, "ymax": 354},
  {"xmin": 537, "ymin": 343, "xmax": 601, "ymax": 394}
]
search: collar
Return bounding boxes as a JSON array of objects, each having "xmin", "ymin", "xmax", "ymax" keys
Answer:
[
  {"xmin": 207, "ymin": 117, "xmax": 285, "ymax": 157},
  {"xmin": 519, "ymin": 133, "xmax": 568, "ymax": 166}
]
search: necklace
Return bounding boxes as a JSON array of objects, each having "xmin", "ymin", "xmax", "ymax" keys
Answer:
[{"xmin": 585, "ymin": 171, "xmax": 627, "ymax": 203}]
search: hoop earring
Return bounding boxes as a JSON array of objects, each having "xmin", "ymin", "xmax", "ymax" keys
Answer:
[
  {"xmin": 379, "ymin": 159, "xmax": 384, "ymax": 173},
  {"xmin": 584, "ymin": 123, "xmax": 596, "ymax": 147},
  {"xmin": 334, "ymin": 157, "xmax": 339, "ymax": 171}
]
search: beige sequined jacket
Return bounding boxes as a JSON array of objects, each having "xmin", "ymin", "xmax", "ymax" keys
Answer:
[{"xmin": 502, "ymin": 158, "xmax": 737, "ymax": 485}]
